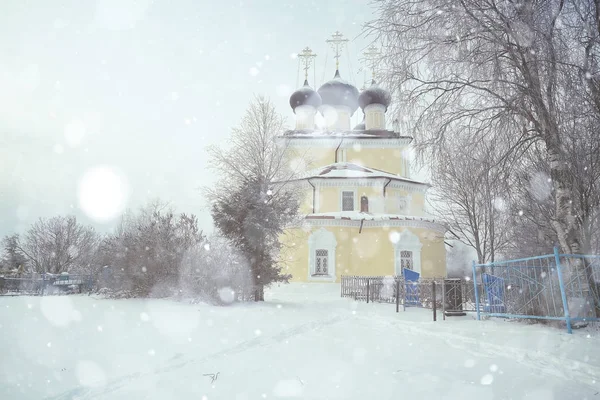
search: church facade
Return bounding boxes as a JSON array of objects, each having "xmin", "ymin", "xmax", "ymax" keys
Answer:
[{"xmin": 276, "ymin": 37, "xmax": 447, "ymax": 282}]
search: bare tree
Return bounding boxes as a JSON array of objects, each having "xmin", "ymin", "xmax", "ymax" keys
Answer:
[
  {"xmin": 14, "ymin": 216, "xmax": 99, "ymax": 274},
  {"xmin": 207, "ymin": 96, "xmax": 302, "ymax": 300},
  {"xmin": 429, "ymin": 136, "xmax": 511, "ymax": 264},
  {"xmin": 1, "ymin": 234, "xmax": 28, "ymax": 272},
  {"xmin": 98, "ymin": 200, "xmax": 205, "ymax": 297},
  {"xmin": 367, "ymin": 0, "xmax": 600, "ymax": 315},
  {"xmin": 207, "ymin": 96, "xmax": 297, "ymax": 186}
]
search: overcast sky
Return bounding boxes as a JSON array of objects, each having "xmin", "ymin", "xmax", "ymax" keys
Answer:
[{"xmin": 0, "ymin": 0, "xmax": 375, "ymax": 237}]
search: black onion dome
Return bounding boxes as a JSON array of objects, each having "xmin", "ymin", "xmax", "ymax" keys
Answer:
[
  {"xmin": 317, "ymin": 70, "xmax": 359, "ymax": 114},
  {"xmin": 358, "ymin": 79, "xmax": 392, "ymax": 111},
  {"xmin": 289, "ymin": 80, "xmax": 322, "ymax": 112}
]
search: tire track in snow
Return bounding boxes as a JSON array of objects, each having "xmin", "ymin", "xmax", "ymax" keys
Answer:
[
  {"xmin": 163, "ymin": 313, "xmax": 347, "ymax": 371},
  {"xmin": 363, "ymin": 316, "xmax": 600, "ymax": 389},
  {"xmin": 45, "ymin": 314, "xmax": 348, "ymax": 400}
]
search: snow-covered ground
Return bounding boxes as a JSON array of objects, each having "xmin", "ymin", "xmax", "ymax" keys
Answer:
[{"xmin": 1, "ymin": 284, "xmax": 599, "ymax": 400}]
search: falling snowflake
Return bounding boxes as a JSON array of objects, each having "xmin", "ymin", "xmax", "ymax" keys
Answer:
[
  {"xmin": 64, "ymin": 119, "xmax": 86, "ymax": 148},
  {"xmin": 480, "ymin": 374, "xmax": 494, "ymax": 385},
  {"xmin": 78, "ymin": 166, "xmax": 128, "ymax": 222},
  {"xmin": 388, "ymin": 231, "xmax": 400, "ymax": 244}
]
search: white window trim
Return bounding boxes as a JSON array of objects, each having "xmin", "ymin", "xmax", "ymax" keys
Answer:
[
  {"xmin": 339, "ymin": 188, "xmax": 357, "ymax": 212},
  {"xmin": 308, "ymin": 228, "xmax": 337, "ymax": 281},
  {"xmin": 394, "ymin": 230, "xmax": 423, "ymax": 275}
]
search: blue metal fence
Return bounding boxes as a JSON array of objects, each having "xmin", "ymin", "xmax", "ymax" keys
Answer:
[{"xmin": 472, "ymin": 247, "xmax": 600, "ymax": 333}]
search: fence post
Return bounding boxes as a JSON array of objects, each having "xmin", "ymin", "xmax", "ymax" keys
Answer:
[
  {"xmin": 396, "ymin": 279, "xmax": 400, "ymax": 313},
  {"xmin": 432, "ymin": 281, "xmax": 437, "ymax": 321},
  {"xmin": 554, "ymin": 246, "xmax": 572, "ymax": 334},
  {"xmin": 472, "ymin": 260, "xmax": 481, "ymax": 321},
  {"xmin": 442, "ymin": 278, "xmax": 446, "ymax": 321},
  {"xmin": 366, "ymin": 279, "xmax": 370, "ymax": 303}
]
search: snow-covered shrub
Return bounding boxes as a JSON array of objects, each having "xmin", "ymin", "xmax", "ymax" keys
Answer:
[
  {"xmin": 178, "ymin": 237, "xmax": 254, "ymax": 305},
  {"xmin": 95, "ymin": 201, "xmax": 205, "ymax": 298}
]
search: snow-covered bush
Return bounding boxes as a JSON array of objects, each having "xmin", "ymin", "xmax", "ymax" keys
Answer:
[
  {"xmin": 96, "ymin": 201, "xmax": 205, "ymax": 298},
  {"xmin": 178, "ymin": 236, "xmax": 254, "ymax": 305}
]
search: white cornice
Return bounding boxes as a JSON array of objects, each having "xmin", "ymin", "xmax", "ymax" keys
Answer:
[
  {"xmin": 296, "ymin": 218, "xmax": 446, "ymax": 233},
  {"xmin": 277, "ymin": 137, "xmax": 412, "ymax": 148},
  {"xmin": 309, "ymin": 178, "xmax": 429, "ymax": 193},
  {"xmin": 277, "ymin": 178, "xmax": 429, "ymax": 194}
]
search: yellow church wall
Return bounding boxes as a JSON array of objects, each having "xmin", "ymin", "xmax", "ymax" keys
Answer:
[
  {"xmin": 284, "ymin": 147, "xmax": 335, "ymax": 172},
  {"xmin": 300, "ymin": 185, "xmax": 427, "ymax": 215},
  {"xmin": 315, "ymin": 186, "xmax": 385, "ymax": 213},
  {"xmin": 298, "ymin": 185, "xmax": 426, "ymax": 216},
  {"xmin": 285, "ymin": 144, "xmax": 410, "ymax": 177},
  {"xmin": 316, "ymin": 187, "xmax": 339, "ymax": 213},
  {"xmin": 279, "ymin": 225, "xmax": 447, "ymax": 282},
  {"xmin": 358, "ymin": 187, "xmax": 384, "ymax": 212},
  {"xmin": 299, "ymin": 189, "xmax": 314, "ymax": 214},
  {"xmin": 384, "ymin": 188, "xmax": 426, "ymax": 216},
  {"xmin": 346, "ymin": 147, "xmax": 408, "ymax": 176}
]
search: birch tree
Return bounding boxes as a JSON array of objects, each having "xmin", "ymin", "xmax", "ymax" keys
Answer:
[{"xmin": 367, "ymin": 0, "xmax": 600, "ymax": 316}]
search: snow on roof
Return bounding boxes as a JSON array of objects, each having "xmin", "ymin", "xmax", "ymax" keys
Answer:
[
  {"xmin": 305, "ymin": 211, "xmax": 441, "ymax": 224},
  {"xmin": 297, "ymin": 162, "xmax": 428, "ymax": 186},
  {"xmin": 280, "ymin": 129, "xmax": 412, "ymax": 140}
]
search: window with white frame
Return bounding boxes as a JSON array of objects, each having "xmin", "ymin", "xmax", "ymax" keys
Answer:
[
  {"xmin": 342, "ymin": 191, "xmax": 355, "ymax": 211},
  {"xmin": 308, "ymin": 228, "xmax": 337, "ymax": 280},
  {"xmin": 394, "ymin": 230, "xmax": 423, "ymax": 275},
  {"xmin": 314, "ymin": 249, "xmax": 329, "ymax": 275}
]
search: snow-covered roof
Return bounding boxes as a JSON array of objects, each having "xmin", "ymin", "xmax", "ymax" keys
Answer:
[
  {"xmin": 295, "ymin": 162, "xmax": 428, "ymax": 186},
  {"xmin": 280, "ymin": 129, "xmax": 412, "ymax": 140},
  {"xmin": 305, "ymin": 212, "xmax": 440, "ymax": 224}
]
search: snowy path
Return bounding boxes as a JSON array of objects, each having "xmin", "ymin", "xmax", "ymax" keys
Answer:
[{"xmin": 1, "ymin": 284, "xmax": 599, "ymax": 400}]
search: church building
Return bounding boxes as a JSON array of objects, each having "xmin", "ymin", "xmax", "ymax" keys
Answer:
[{"xmin": 277, "ymin": 33, "xmax": 447, "ymax": 282}]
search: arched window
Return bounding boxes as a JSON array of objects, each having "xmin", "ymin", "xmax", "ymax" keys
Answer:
[
  {"xmin": 394, "ymin": 230, "xmax": 423, "ymax": 275},
  {"xmin": 308, "ymin": 228, "xmax": 337, "ymax": 281},
  {"xmin": 360, "ymin": 195, "xmax": 369, "ymax": 212}
]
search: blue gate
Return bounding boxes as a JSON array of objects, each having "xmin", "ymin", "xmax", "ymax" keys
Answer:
[
  {"xmin": 472, "ymin": 247, "xmax": 600, "ymax": 334},
  {"xmin": 403, "ymin": 268, "xmax": 420, "ymax": 306},
  {"xmin": 482, "ymin": 273, "xmax": 506, "ymax": 313}
]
